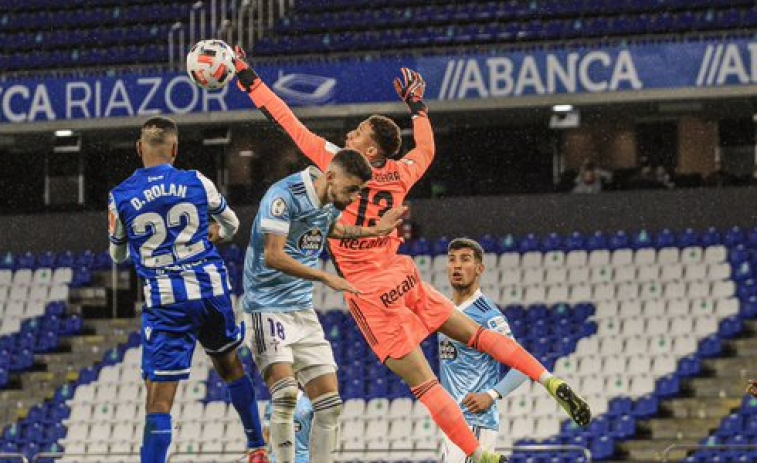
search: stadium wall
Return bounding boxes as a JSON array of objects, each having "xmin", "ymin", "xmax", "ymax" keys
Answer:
[{"xmin": 3, "ymin": 187, "xmax": 756, "ymax": 254}]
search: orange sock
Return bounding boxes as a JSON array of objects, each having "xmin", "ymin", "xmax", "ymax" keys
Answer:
[
  {"xmin": 468, "ymin": 326, "xmax": 547, "ymax": 381},
  {"xmin": 411, "ymin": 378, "xmax": 479, "ymax": 456}
]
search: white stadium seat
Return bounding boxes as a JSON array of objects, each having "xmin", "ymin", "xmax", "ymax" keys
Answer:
[{"xmin": 566, "ymin": 251, "xmax": 588, "ymax": 267}]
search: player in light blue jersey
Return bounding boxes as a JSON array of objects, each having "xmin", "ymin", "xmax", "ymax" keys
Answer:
[
  {"xmin": 108, "ymin": 117, "xmax": 268, "ymax": 463},
  {"xmin": 439, "ymin": 238, "xmax": 530, "ymax": 463},
  {"xmin": 242, "ymin": 149, "xmax": 404, "ymax": 463},
  {"xmin": 263, "ymin": 391, "xmax": 314, "ymax": 463}
]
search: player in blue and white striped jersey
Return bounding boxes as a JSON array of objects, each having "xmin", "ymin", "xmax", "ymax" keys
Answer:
[
  {"xmin": 439, "ymin": 238, "xmax": 530, "ymax": 463},
  {"xmin": 108, "ymin": 116, "xmax": 268, "ymax": 463},
  {"xmin": 242, "ymin": 149, "xmax": 404, "ymax": 463}
]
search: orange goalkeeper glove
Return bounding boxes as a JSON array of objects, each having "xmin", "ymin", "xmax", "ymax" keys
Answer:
[{"xmin": 393, "ymin": 67, "xmax": 427, "ymax": 117}]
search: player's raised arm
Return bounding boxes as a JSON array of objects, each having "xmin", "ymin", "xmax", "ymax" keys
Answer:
[
  {"xmin": 232, "ymin": 46, "xmax": 335, "ymax": 172},
  {"xmin": 393, "ymin": 68, "xmax": 436, "ymax": 189},
  {"xmin": 107, "ymin": 192, "xmax": 129, "ymax": 263},
  {"xmin": 329, "ymin": 206, "xmax": 405, "ymax": 239}
]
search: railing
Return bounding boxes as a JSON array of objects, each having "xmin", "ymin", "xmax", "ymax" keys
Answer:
[
  {"xmin": 166, "ymin": 444, "xmax": 592, "ymax": 462},
  {"xmin": 0, "ymin": 454, "xmax": 30, "ymax": 463},
  {"xmin": 662, "ymin": 443, "xmax": 757, "ymax": 462},
  {"xmin": 168, "ymin": 0, "xmax": 295, "ymax": 71},
  {"xmin": 31, "ymin": 453, "xmax": 134, "ymax": 462},
  {"xmin": 24, "ymin": 444, "xmax": 590, "ymax": 462}
]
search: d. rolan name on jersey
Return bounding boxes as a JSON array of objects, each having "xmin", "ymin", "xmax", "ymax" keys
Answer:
[
  {"xmin": 0, "ymin": 76, "xmax": 229, "ymax": 123},
  {"xmin": 130, "ymin": 183, "xmax": 187, "ymax": 211},
  {"xmin": 438, "ymin": 50, "xmax": 642, "ymax": 99},
  {"xmin": 696, "ymin": 43, "xmax": 757, "ymax": 86}
]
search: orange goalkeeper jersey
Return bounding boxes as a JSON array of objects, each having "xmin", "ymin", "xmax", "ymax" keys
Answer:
[{"xmin": 245, "ymin": 82, "xmax": 435, "ymax": 278}]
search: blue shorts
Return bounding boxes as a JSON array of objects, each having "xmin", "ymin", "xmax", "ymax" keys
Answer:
[{"xmin": 141, "ymin": 294, "xmax": 245, "ymax": 382}]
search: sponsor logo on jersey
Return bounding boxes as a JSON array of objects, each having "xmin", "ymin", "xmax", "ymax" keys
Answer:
[
  {"xmin": 380, "ymin": 273, "xmax": 418, "ymax": 307},
  {"xmin": 439, "ymin": 339, "xmax": 458, "ymax": 360},
  {"xmin": 298, "ymin": 227, "xmax": 324, "ymax": 255},
  {"xmin": 338, "ymin": 236, "xmax": 390, "ymax": 250}
]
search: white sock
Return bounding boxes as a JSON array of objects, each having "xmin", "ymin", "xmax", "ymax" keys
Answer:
[
  {"xmin": 269, "ymin": 377, "xmax": 298, "ymax": 463},
  {"xmin": 538, "ymin": 371, "xmax": 554, "ymax": 386},
  {"xmin": 309, "ymin": 392, "xmax": 342, "ymax": 463}
]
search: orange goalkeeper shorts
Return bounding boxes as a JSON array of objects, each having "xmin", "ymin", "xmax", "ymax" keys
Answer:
[{"xmin": 343, "ymin": 255, "xmax": 455, "ymax": 363}]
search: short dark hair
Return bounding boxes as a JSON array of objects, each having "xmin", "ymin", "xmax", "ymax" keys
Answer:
[
  {"xmin": 448, "ymin": 238, "xmax": 484, "ymax": 262},
  {"xmin": 332, "ymin": 148, "xmax": 373, "ymax": 182},
  {"xmin": 367, "ymin": 115, "xmax": 402, "ymax": 159},
  {"xmin": 141, "ymin": 116, "xmax": 178, "ymax": 145}
]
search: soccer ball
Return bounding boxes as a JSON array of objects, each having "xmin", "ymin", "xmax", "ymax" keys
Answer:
[{"xmin": 186, "ymin": 40, "xmax": 235, "ymax": 90}]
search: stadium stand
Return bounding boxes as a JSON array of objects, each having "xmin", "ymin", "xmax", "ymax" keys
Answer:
[
  {"xmin": 1, "ymin": 225, "xmax": 755, "ymax": 461},
  {"xmin": 2, "ymin": 0, "xmax": 757, "ymax": 71}
]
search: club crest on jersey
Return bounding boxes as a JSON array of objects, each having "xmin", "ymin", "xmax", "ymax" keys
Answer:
[
  {"xmin": 298, "ymin": 227, "xmax": 324, "ymax": 255},
  {"xmin": 439, "ymin": 339, "xmax": 458, "ymax": 360},
  {"xmin": 271, "ymin": 198, "xmax": 288, "ymax": 217}
]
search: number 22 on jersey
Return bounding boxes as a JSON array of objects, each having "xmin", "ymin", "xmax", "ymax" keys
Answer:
[{"xmin": 132, "ymin": 202, "xmax": 205, "ymax": 267}]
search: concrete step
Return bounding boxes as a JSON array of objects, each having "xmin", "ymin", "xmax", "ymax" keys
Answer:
[
  {"xmin": 619, "ymin": 438, "xmax": 701, "ymax": 462},
  {"xmin": 688, "ymin": 376, "xmax": 751, "ymax": 398},
  {"xmin": 728, "ymin": 337, "xmax": 757, "ymax": 357},
  {"xmin": 703, "ymin": 357, "xmax": 755, "ymax": 377},
  {"xmin": 84, "ymin": 317, "xmax": 140, "ymax": 337},
  {"xmin": 640, "ymin": 417, "xmax": 721, "ymax": 440},
  {"xmin": 662, "ymin": 397, "xmax": 741, "ymax": 419}
]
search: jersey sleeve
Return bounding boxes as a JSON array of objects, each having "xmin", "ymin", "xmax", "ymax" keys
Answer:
[
  {"xmin": 259, "ymin": 186, "xmax": 295, "ymax": 236},
  {"xmin": 396, "ymin": 115, "xmax": 435, "ymax": 189},
  {"xmin": 484, "ymin": 312, "xmax": 515, "ymax": 339},
  {"xmin": 108, "ymin": 192, "xmax": 129, "ymax": 263},
  {"xmin": 196, "ymin": 171, "xmax": 240, "ymax": 239},
  {"xmin": 107, "ymin": 192, "xmax": 127, "ymax": 246},
  {"xmin": 245, "ymin": 81, "xmax": 339, "ymax": 172}
]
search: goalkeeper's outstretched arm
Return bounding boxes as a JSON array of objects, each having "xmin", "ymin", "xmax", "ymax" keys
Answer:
[{"xmin": 232, "ymin": 46, "xmax": 334, "ymax": 172}]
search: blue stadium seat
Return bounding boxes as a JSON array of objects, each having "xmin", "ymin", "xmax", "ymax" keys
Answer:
[
  {"xmin": 608, "ymin": 230, "xmax": 629, "ymax": 250},
  {"xmin": 701, "ymin": 227, "xmax": 723, "ymax": 247},
  {"xmin": 698, "ymin": 335, "xmax": 723, "ymax": 358},
  {"xmin": 631, "ymin": 230, "xmax": 653, "ymax": 249},
  {"xmin": 586, "ymin": 231, "xmax": 607, "ymax": 251},
  {"xmin": 431, "ymin": 236, "xmax": 450, "ymax": 256},
  {"xmin": 518, "ymin": 233, "xmax": 539, "ymax": 253},
  {"xmin": 677, "ymin": 228, "xmax": 699, "ymax": 247},
  {"xmin": 726, "ymin": 226, "xmax": 746, "ymax": 247},
  {"xmin": 564, "ymin": 232, "xmax": 585, "ymax": 251},
  {"xmin": 633, "ymin": 395, "xmax": 659, "ymax": 418},
  {"xmin": 541, "ymin": 233, "xmax": 562, "ymax": 252},
  {"xmin": 497, "ymin": 234, "xmax": 518, "ymax": 254},
  {"xmin": 654, "ymin": 228, "xmax": 676, "ymax": 248}
]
